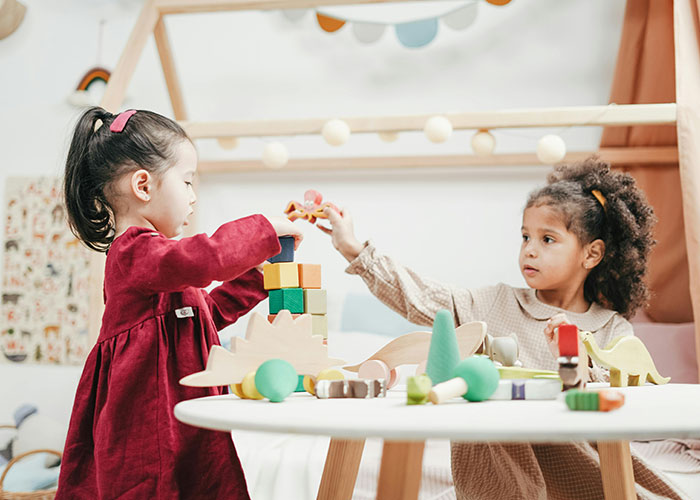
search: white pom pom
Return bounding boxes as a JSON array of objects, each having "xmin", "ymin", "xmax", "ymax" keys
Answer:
[
  {"xmin": 217, "ymin": 137, "xmax": 239, "ymax": 150},
  {"xmin": 536, "ymin": 135, "xmax": 566, "ymax": 164},
  {"xmin": 424, "ymin": 116, "xmax": 452, "ymax": 143},
  {"xmin": 378, "ymin": 131, "xmax": 399, "ymax": 143},
  {"xmin": 471, "ymin": 130, "xmax": 495, "ymax": 156},
  {"xmin": 262, "ymin": 142, "xmax": 289, "ymax": 169},
  {"xmin": 322, "ymin": 119, "xmax": 351, "ymax": 146}
]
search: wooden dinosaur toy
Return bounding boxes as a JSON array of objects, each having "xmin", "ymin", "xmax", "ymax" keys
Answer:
[
  {"xmin": 343, "ymin": 321, "xmax": 486, "ymax": 388},
  {"xmin": 179, "ymin": 310, "xmax": 345, "ymax": 388},
  {"xmin": 580, "ymin": 331, "xmax": 670, "ymax": 387}
]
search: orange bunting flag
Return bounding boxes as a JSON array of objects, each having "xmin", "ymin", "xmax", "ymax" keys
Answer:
[{"xmin": 316, "ymin": 13, "xmax": 345, "ymax": 33}]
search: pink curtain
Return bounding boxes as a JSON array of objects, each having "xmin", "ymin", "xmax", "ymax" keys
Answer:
[
  {"xmin": 600, "ymin": 0, "xmax": 692, "ymax": 324},
  {"xmin": 673, "ymin": 0, "xmax": 700, "ymax": 381}
]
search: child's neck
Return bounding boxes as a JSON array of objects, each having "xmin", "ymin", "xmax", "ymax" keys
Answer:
[
  {"xmin": 535, "ymin": 288, "xmax": 590, "ymax": 314},
  {"xmin": 114, "ymin": 215, "xmax": 156, "ymax": 239}
]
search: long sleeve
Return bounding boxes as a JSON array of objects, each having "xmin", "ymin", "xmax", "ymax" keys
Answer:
[
  {"xmin": 116, "ymin": 215, "xmax": 280, "ymax": 294},
  {"xmin": 203, "ymin": 269, "xmax": 267, "ymax": 331},
  {"xmin": 345, "ymin": 241, "xmax": 481, "ymax": 327}
]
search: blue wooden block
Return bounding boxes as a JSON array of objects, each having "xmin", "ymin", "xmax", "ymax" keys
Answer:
[{"xmin": 269, "ymin": 236, "xmax": 295, "ymax": 263}]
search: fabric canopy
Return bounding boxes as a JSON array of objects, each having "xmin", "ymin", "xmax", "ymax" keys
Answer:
[{"xmin": 601, "ymin": 0, "xmax": 700, "ymax": 381}]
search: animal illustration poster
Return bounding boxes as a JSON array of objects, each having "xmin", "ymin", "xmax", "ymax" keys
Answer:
[{"xmin": 1, "ymin": 177, "xmax": 91, "ymax": 365}]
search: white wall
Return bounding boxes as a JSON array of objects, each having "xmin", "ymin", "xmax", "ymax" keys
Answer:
[{"xmin": 0, "ymin": 0, "xmax": 625, "ymax": 424}]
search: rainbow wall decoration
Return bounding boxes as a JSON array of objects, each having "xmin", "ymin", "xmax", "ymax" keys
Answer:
[{"xmin": 68, "ymin": 66, "xmax": 111, "ymax": 107}]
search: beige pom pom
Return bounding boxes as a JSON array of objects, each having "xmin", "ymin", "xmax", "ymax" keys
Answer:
[
  {"xmin": 471, "ymin": 130, "xmax": 495, "ymax": 156},
  {"xmin": 262, "ymin": 142, "xmax": 289, "ymax": 169},
  {"xmin": 424, "ymin": 116, "xmax": 453, "ymax": 143},
  {"xmin": 322, "ymin": 119, "xmax": 351, "ymax": 146},
  {"xmin": 536, "ymin": 134, "xmax": 566, "ymax": 164}
]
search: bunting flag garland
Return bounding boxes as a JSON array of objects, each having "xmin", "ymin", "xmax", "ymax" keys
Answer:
[{"xmin": 282, "ymin": 0, "xmax": 512, "ymax": 49}]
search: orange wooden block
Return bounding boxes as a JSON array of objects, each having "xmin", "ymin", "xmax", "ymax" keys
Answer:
[
  {"xmin": 268, "ymin": 314, "xmax": 301, "ymax": 323},
  {"xmin": 298, "ymin": 263, "xmax": 322, "ymax": 289}
]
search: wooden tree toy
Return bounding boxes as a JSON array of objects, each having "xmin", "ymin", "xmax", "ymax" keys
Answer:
[
  {"xmin": 343, "ymin": 320, "xmax": 486, "ymax": 389},
  {"xmin": 428, "ymin": 356, "xmax": 500, "ymax": 404},
  {"xmin": 565, "ymin": 389, "xmax": 625, "ymax": 411},
  {"xmin": 426, "ymin": 309, "xmax": 461, "ymax": 385},
  {"xmin": 179, "ymin": 310, "xmax": 345, "ymax": 388},
  {"xmin": 581, "ymin": 331, "xmax": 671, "ymax": 387},
  {"xmin": 557, "ymin": 324, "xmax": 588, "ymax": 391}
]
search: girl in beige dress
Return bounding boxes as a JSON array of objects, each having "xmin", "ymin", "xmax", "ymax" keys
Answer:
[{"xmin": 320, "ymin": 158, "xmax": 688, "ymax": 500}]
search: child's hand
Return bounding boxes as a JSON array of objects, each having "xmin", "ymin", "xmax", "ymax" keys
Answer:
[
  {"xmin": 318, "ymin": 207, "xmax": 364, "ymax": 262},
  {"xmin": 544, "ymin": 312, "xmax": 569, "ymax": 359},
  {"xmin": 265, "ymin": 216, "xmax": 304, "ymax": 250}
]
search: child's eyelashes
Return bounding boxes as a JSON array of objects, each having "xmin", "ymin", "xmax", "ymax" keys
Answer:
[
  {"xmin": 543, "ymin": 236, "xmax": 555, "ymax": 244},
  {"xmin": 185, "ymin": 181, "xmax": 193, "ymax": 187}
]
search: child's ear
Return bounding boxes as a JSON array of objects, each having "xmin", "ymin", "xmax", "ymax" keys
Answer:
[
  {"xmin": 130, "ymin": 169, "xmax": 152, "ymax": 202},
  {"xmin": 584, "ymin": 239, "xmax": 605, "ymax": 270}
]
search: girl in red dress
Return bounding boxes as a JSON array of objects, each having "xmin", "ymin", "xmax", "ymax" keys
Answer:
[{"xmin": 56, "ymin": 107, "xmax": 302, "ymax": 499}]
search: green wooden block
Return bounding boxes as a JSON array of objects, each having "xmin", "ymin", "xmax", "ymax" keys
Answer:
[
  {"xmin": 269, "ymin": 288, "xmax": 304, "ymax": 314},
  {"xmin": 565, "ymin": 389, "xmax": 600, "ymax": 411},
  {"xmin": 304, "ymin": 289, "xmax": 327, "ymax": 314}
]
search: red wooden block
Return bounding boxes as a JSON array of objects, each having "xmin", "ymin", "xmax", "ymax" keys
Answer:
[{"xmin": 558, "ymin": 324, "xmax": 579, "ymax": 357}]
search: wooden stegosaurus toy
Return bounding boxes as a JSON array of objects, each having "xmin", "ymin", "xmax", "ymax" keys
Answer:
[
  {"xmin": 179, "ymin": 310, "xmax": 345, "ymax": 387},
  {"xmin": 581, "ymin": 331, "xmax": 670, "ymax": 387}
]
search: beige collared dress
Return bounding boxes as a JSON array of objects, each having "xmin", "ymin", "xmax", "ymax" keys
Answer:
[{"xmin": 345, "ymin": 242, "xmax": 689, "ymax": 500}]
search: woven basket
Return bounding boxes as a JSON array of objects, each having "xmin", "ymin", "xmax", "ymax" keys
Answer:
[{"xmin": 0, "ymin": 426, "xmax": 60, "ymax": 500}]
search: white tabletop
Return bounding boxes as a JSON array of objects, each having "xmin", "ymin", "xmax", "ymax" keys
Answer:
[{"xmin": 174, "ymin": 383, "xmax": 700, "ymax": 443}]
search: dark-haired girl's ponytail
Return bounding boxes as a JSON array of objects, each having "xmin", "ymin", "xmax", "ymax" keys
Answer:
[{"xmin": 64, "ymin": 106, "xmax": 116, "ymax": 252}]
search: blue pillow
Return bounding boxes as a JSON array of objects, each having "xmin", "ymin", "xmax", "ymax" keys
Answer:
[
  {"xmin": 0, "ymin": 452, "xmax": 59, "ymax": 492},
  {"xmin": 340, "ymin": 293, "xmax": 424, "ymax": 336}
]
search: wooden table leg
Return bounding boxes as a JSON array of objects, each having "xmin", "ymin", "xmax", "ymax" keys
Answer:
[
  {"xmin": 597, "ymin": 441, "xmax": 635, "ymax": 500},
  {"xmin": 317, "ymin": 438, "xmax": 365, "ymax": 500},
  {"xmin": 376, "ymin": 440, "xmax": 425, "ymax": 500}
]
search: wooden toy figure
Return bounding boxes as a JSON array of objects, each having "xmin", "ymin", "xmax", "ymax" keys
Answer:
[
  {"xmin": 406, "ymin": 374, "xmax": 432, "ymax": 405},
  {"xmin": 284, "ymin": 189, "xmax": 339, "ymax": 226},
  {"xmin": 565, "ymin": 389, "xmax": 625, "ymax": 412},
  {"xmin": 428, "ymin": 356, "xmax": 500, "ymax": 404},
  {"xmin": 315, "ymin": 379, "xmax": 387, "ymax": 399},
  {"xmin": 557, "ymin": 324, "xmax": 588, "ymax": 391},
  {"xmin": 581, "ymin": 331, "xmax": 670, "ymax": 387},
  {"xmin": 179, "ymin": 311, "xmax": 344, "ymax": 388},
  {"xmin": 343, "ymin": 320, "xmax": 486, "ymax": 389}
]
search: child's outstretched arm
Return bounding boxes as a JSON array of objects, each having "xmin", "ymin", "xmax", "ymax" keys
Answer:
[
  {"xmin": 318, "ymin": 206, "xmax": 472, "ymax": 328},
  {"xmin": 118, "ymin": 215, "xmax": 302, "ymax": 293},
  {"xmin": 319, "ymin": 207, "xmax": 364, "ymax": 262}
]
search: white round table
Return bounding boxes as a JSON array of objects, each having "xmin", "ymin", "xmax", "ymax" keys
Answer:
[{"xmin": 175, "ymin": 384, "xmax": 700, "ymax": 500}]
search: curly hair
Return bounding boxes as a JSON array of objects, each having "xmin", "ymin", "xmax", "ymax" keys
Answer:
[{"xmin": 525, "ymin": 157, "xmax": 656, "ymax": 318}]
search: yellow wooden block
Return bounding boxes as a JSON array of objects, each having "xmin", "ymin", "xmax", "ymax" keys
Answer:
[
  {"xmin": 263, "ymin": 262, "xmax": 299, "ymax": 290},
  {"xmin": 241, "ymin": 371, "xmax": 263, "ymax": 399},
  {"xmin": 304, "ymin": 289, "xmax": 327, "ymax": 314},
  {"xmin": 312, "ymin": 314, "xmax": 328, "ymax": 338},
  {"xmin": 298, "ymin": 263, "xmax": 322, "ymax": 289}
]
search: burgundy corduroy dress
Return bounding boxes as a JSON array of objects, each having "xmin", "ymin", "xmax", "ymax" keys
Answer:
[{"xmin": 55, "ymin": 215, "xmax": 280, "ymax": 500}]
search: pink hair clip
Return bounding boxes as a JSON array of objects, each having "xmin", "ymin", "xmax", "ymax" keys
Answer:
[{"xmin": 110, "ymin": 109, "xmax": 137, "ymax": 133}]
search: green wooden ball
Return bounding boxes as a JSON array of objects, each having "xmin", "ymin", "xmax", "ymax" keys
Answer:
[
  {"xmin": 255, "ymin": 359, "xmax": 298, "ymax": 402},
  {"xmin": 453, "ymin": 356, "xmax": 500, "ymax": 402}
]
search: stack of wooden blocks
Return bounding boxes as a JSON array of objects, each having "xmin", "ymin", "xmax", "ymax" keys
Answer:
[{"xmin": 263, "ymin": 236, "xmax": 328, "ymax": 341}]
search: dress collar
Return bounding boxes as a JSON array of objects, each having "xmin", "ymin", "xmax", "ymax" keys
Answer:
[{"xmin": 512, "ymin": 287, "xmax": 617, "ymax": 331}]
